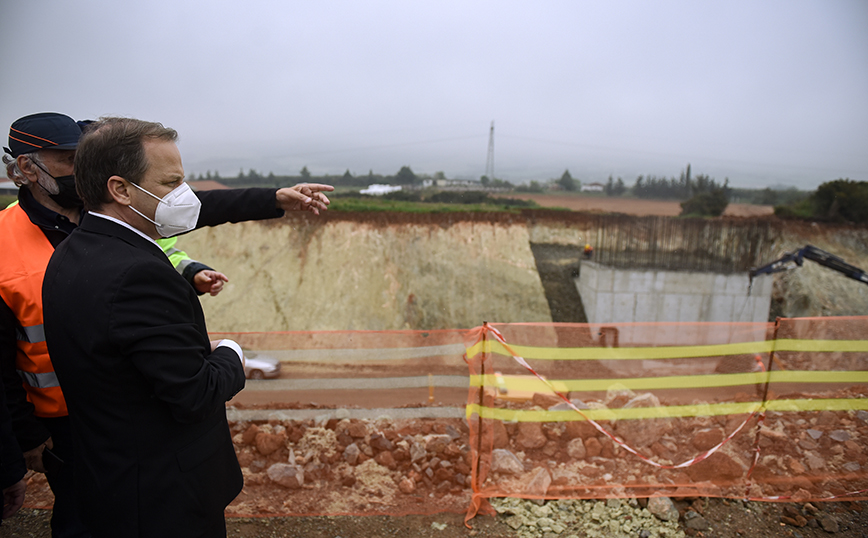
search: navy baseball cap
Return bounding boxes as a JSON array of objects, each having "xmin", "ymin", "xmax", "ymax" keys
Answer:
[{"xmin": 4, "ymin": 112, "xmax": 81, "ymax": 157}]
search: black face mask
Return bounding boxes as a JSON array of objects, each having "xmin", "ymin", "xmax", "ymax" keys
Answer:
[{"xmin": 34, "ymin": 163, "xmax": 83, "ymax": 209}]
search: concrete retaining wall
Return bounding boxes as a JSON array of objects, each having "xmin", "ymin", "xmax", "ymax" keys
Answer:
[{"xmin": 576, "ymin": 261, "xmax": 773, "ymax": 324}]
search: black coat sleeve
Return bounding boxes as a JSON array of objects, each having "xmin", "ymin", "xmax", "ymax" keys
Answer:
[
  {"xmin": 109, "ymin": 260, "xmax": 246, "ymax": 424},
  {"xmin": 194, "ymin": 188, "xmax": 284, "ymax": 229},
  {"xmin": 0, "ymin": 296, "xmax": 50, "ymax": 452}
]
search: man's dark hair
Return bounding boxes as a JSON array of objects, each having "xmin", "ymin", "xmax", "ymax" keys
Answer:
[{"xmin": 74, "ymin": 117, "xmax": 178, "ymax": 211}]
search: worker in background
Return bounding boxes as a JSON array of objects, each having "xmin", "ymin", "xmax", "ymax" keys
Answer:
[
  {"xmin": 1, "ymin": 112, "xmax": 95, "ymax": 536},
  {"xmin": 583, "ymin": 243, "xmax": 594, "ymax": 259},
  {"xmin": 0, "ymin": 113, "xmax": 221, "ymax": 536}
]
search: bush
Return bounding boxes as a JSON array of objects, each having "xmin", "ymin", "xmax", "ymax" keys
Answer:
[
  {"xmin": 772, "ymin": 179, "xmax": 868, "ymax": 223},
  {"xmin": 811, "ymin": 179, "xmax": 868, "ymax": 223},
  {"xmin": 679, "ymin": 189, "xmax": 729, "ymax": 217},
  {"xmin": 773, "ymin": 198, "xmax": 814, "ymax": 219},
  {"xmin": 496, "ymin": 197, "xmax": 536, "ymax": 208}
]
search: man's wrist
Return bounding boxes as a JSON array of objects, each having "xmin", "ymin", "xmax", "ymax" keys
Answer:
[{"xmin": 216, "ymin": 339, "xmax": 244, "ymax": 364}]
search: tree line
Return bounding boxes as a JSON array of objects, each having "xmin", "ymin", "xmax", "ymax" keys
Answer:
[
  {"xmin": 775, "ymin": 179, "xmax": 868, "ymax": 224},
  {"xmin": 191, "ymin": 165, "xmax": 434, "ymax": 189},
  {"xmin": 193, "ymin": 163, "xmax": 861, "ymax": 220}
]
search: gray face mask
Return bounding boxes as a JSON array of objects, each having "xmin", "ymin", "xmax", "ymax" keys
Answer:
[{"xmin": 128, "ymin": 181, "xmax": 201, "ymax": 237}]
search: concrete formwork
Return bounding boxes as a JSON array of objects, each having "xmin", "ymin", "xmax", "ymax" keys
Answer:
[{"xmin": 576, "ymin": 261, "xmax": 773, "ymax": 325}]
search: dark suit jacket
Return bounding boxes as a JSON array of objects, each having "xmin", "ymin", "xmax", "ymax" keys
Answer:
[{"xmin": 41, "ymin": 203, "xmax": 263, "ymax": 537}]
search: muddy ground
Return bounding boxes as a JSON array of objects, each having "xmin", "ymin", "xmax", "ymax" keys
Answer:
[{"xmin": 4, "ymin": 500, "xmax": 867, "ymax": 537}]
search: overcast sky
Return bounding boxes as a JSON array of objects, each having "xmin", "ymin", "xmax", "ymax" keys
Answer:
[{"xmin": 2, "ymin": 1, "xmax": 866, "ymax": 190}]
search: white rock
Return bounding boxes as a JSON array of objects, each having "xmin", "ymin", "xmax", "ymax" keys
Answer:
[
  {"xmin": 566, "ymin": 438, "xmax": 587, "ymax": 459},
  {"xmin": 266, "ymin": 463, "xmax": 304, "ymax": 488},
  {"xmin": 646, "ymin": 496, "xmax": 679, "ymax": 522},
  {"xmin": 491, "ymin": 449, "xmax": 525, "ymax": 475},
  {"xmin": 525, "ymin": 467, "xmax": 552, "ymax": 498}
]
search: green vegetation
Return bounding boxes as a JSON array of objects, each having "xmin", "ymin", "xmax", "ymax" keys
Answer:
[
  {"xmin": 729, "ymin": 186, "xmax": 808, "ymax": 206},
  {"xmin": 604, "ymin": 175, "xmax": 627, "ymax": 196},
  {"xmin": 556, "ymin": 170, "xmax": 578, "ymax": 191},
  {"xmin": 330, "ymin": 190, "xmax": 538, "ymax": 213},
  {"xmin": 679, "ymin": 188, "xmax": 729, "ymax": 217},
  {"xmin": 515, "ymin": 180, "xmax": 545, "ymax": 193},
  {"xmin": 191, "ymin": 163, "xmax": 827, "ymax": 217},
  {"xmin": 773, "ymin": 197, "xmax": 815, "ymax": 220},
  {"xmin": 775, "ymin": 179, "xmax": 868, "ymax": 224},
  {"xmin": 0, "ymin": 194, "xmax": 17, "ymax": 208}
]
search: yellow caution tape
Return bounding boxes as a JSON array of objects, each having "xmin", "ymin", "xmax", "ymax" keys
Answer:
[
  {"xmin": 466, "ymin": 339, "xmax": 868, "ymax": 361},
  {"xmin": 469, "ymin": 370, "xmax": 868, "ymax": 392}
]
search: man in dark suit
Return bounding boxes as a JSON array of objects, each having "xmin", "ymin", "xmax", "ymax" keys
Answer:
[{"xmin": 41, "ymin": 117, "xmax": 331, "ymax": 537}]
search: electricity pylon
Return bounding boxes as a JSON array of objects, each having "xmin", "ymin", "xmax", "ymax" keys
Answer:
[{"xmin": 484, "ymin": 121, "xmax": 495, "ymax": 182}]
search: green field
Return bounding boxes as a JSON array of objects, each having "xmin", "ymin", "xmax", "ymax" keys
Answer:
[
  {"xmin": 329, "ymin": 196, "xmax": 534, "ymax": 213},
  {"xmin": 0, "ymin": 194, "xmax": 17, "ymax": 208}
]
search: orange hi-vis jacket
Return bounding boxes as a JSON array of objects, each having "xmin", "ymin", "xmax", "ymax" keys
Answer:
[{"xmin": 0, "ymin": 203, "xmax": 67, "ymax": 417}]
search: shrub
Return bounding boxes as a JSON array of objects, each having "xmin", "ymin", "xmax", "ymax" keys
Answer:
[
  {"xmin": 679, "ymin": 189, "xmax": 729, "ymax": 217},
  {"xmin": 811, "ymin": 179, "xmax": 868, "ymax": 223}
]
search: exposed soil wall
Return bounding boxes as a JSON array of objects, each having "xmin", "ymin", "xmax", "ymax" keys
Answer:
[
  {"xmin": 182, "ymin": 213, "xmax": 551, "ymax": 331},
  {"xmin": 179, "ymin": 211, "xmax": 868, "ymax": 331}
]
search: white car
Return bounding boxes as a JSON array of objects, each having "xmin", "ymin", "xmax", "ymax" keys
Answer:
[{"xmin": 243, "ymin": 353, "xmax": 281, "ymax": 380}]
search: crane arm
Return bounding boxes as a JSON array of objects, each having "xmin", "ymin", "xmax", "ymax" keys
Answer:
[{"xmin": 749, "ymin": 245, "xmax": 868, "ymax": 286}]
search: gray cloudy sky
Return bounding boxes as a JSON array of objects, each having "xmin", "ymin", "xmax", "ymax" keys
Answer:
[{"xmin": 2, "ymin": 0, "xmax": 866, "ymax": 190}]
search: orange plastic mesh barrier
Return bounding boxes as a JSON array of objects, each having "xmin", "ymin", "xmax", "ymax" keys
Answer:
[
  {"xmin": 211, "ymin": 329, "xmax": 474, "ymax": 517},
  {"xmin": 464, "ymin": 319, "xmax": 868, "ymax": 523},
  {"xmin": 21, "ymin": 320, "xmax": 868, "ymax": 519}
]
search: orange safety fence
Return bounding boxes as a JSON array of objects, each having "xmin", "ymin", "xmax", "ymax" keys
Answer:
[
  {"xmin": 21, "ymin": 319, "xmax": 868, "ymax": 520},
  {"xmin": 464, "ymin": 318, "xmax": 868, "ymax": 523},
  {"xmin": 208, "ymin": 329, "xmax": 472, "ymax": 517}
]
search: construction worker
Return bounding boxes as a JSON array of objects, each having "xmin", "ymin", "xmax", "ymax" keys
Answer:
[
  {"xmin": 583, "ymin": 243, "xmax": 594, "ymax": 259},
  {"xmin": 0, "ymin": 113, "xmax": 221, "ymax": 536}
]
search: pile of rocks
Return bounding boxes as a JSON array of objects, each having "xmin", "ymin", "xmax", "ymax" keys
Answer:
[
  {"xmin": 481, "ymin": 386, "xmax": 867, "ymax": 502},
  {"xmin": 780, "ymin": 503, "xmax": 841, "ymax": 533},
  {"xmin": 491, "ymin": 497, "xmax": 685, "ymax": 538},
  {"xmin": 229, "ymin": 414, "xmax": 472, "ymax": 501}
]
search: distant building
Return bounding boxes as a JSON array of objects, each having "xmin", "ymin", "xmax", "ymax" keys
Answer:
[
  {"xmin": 360, "ymin": 184, "xmax": 402, "ymax": 195},
  {"xmin": 581, "ymin": 182, "xmax": 605, "ymax": 192}
]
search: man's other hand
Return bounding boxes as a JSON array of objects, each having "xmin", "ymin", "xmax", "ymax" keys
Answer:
[
  {"xmin": 194, "ymin": 270, "xmax": 229, "ymax": 296},
  {"xmin": 275, "ymin": 183, "xmax": 334, "ymax": 215},
  {"xmin": 2, "ymin": 479, "xmax": 26, "ymax": 519},
  {"xmin": 23, "ymin": 437, "xmax": 53, "ymax": 474}
]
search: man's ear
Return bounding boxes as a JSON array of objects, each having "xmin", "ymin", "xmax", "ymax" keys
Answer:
[
  {"xmin": 107, "ymin": 176, "xmax": 132, "ymax": 206},
  {"xmin": 15, "ymin": 155, "xmax": 39, "ymax": 184}
]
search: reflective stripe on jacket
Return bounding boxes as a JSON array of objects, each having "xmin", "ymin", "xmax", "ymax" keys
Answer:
[{"xmin": 0, "ymin": 204, "xmax": 67, "ymax": 417}]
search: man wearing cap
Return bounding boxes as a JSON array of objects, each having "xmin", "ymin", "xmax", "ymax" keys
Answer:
[
  {"xmin": 0, "ymin": 113, "xmax": 332, "ymax": 536},
  {"xmin": 0, "ymin": 112, "xmax": 92, "ymax": 537}
]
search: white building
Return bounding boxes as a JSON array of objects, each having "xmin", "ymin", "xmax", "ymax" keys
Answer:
[{"xmin": 360, "ymin": 184, "xmax": 403, "ymax": 195}]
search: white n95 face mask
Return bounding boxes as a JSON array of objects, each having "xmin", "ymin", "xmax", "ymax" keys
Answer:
[{"xmin": 128, "ymin": 181, "xmax": 202, "ymax": 237}]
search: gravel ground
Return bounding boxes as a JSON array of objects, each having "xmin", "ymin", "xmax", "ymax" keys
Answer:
[{"xmin": 3, "ymin": 498, "xmax": 867, "ymax": 537}]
